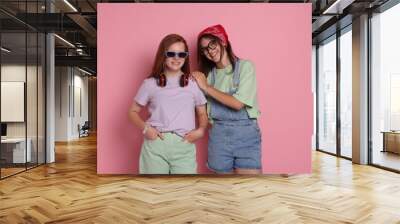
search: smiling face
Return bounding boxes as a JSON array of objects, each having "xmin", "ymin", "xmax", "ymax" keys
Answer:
[
  {"xmin": 200, "ymin": 37, "xmax": 224, "ymax": 63},
  {"xmin": 164, "ymin": 41, "xmax": 187, "ymax": 73}
]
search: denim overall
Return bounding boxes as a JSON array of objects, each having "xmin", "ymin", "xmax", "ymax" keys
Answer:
[{"xmin": 207, "ymin": 59, "xmax": 261, "ymax": 173}]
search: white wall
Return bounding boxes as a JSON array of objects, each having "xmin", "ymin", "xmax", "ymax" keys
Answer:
[
  {"xmin": 1, "ymin": 65, "xmax": 42, "ymax": 137},
  {"xmin": 55, "ymin": 67, "xmax": 89, "ymax": 141},
  {"xmin": 72, "ymin": 73, "xmax": 89, "ymax": 138},
  {"xmin": 1, "ymin": 64, "xmax": 46, "ymax": 164},
  {"xmin": 1, "ymin": 65, "xmax": 26, "ymax": 132},
  {"xmin": 55, "ymin": 66, "xmax": 69, "ymax": 141}
]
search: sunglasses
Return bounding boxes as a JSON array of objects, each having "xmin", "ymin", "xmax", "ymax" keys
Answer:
[
  {"xmin": 200, "ymin": 39, "xmax": 218, "ymax": 55},
  {"xmin": 165, "ymin": 51, "xmax": 189, "ymax": 58}
]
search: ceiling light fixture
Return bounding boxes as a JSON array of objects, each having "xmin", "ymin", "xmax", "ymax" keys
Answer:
[
  {"xmin": 1, "ymin": 47, "xmax": 11, "ymax": 53},
  {"xmin": 54, "ymin": 34, "xmax": 75, "ymax": 48},
  {"xmin": 63, "ymin": 0, "xmax": 78, "ymax": 12},
  {"xmin": 78, "ymin": 67, "xmax": 93, "ymax": 76},
  {"xmin": 322, "ymin": 0, "xmax": 354, "ymax": 15}
]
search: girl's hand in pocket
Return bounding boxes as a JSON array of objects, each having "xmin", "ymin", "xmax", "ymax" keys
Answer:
[
  {"xmin": 144, "ymin": 126, "xmax": 164, "ymax": 140},
  {"xmin": 183, "ymin": 128, "xmax": 205, "ymax": 143}
]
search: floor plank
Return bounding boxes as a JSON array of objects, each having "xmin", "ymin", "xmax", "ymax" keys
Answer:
[{"xmin": 1, "ymin": 134, "xmax": 400, "ymax": 223}]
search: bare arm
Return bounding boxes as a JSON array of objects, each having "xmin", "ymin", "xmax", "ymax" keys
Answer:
[
  {"xmin": 204, "ymin": 86, "xmax": 244, "ymax": 111},
  {"xmin": 196, "ymin": 105, "xmax": 208, "ymax": 131},
  {"xmin": 191, "ymin": 71, "xmax": 244, "ymax": 111},
  {"xmin": 183, "ymin": 105, "xmax": 208, "ymax": 143},
  {"xmin": 128, "ymin": 102, "xmax": 163, "ymax": 140},
  {"xmin": 128, "ymin": 102, "xmax": 146, "ymax": 130}
]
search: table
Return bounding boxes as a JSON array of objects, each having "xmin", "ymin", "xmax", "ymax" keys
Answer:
[
  {"xmin": 1, "ymin": 138, "xmax": 32, "ymax": 164},
  {"xmin": 381, "ymin": 131, "xmax": 400, "ymax": 154}
]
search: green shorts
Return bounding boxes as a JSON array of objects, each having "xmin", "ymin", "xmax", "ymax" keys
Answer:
[{"xmin": 139, "ymin": 132, "xmax": 197, "ymax": 174}]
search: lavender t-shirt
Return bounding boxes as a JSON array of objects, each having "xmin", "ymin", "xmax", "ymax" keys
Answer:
[{"xmin": 134, "ymin": 75, "xmax": 207, "ymax": 137}]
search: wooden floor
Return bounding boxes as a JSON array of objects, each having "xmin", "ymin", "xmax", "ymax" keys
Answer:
[
  {"xmin": 372, "ymin": 150, "xmax": 400, "ymax": 171},
  {"xmin": 1, "ymin": 134, "xmax": 400, "ymax": 224},
  {"xmin": 1, "ymin": 167, "xmax": 26, "ymax": 178}
]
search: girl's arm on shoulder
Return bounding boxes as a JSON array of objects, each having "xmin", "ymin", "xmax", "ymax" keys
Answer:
[
  {"xmin": 204, "ymin": 86, "xmax": 244, "ymax": 111},
  {"xmin": 191, "ymin": 71, "xmax": 244, "ymax": 111}
]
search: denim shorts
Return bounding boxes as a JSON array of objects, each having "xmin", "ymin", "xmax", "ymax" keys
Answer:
[{"xmin": 207, "ymin": 119, "xmax": 261, "ymax": 173}]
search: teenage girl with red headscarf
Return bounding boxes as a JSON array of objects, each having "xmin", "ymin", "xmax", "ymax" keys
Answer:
[{"xmin": 192, "ymin": 25, "xmax": 262, "ymax": 174}]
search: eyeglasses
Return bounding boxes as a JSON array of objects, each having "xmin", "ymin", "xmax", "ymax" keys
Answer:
[
  {"xmin": 165, "ymin": 51, "xmax": 189, "ymax": 58},
  {"xmin": 200, "ymin": 39, "xmax": 218, "ymax": 54}
]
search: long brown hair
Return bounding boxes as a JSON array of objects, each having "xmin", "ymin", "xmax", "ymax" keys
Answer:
[
  {"xmin": 149, "ymin": 34, "xmax": 190, "ymax": 79},
  {"xmin": 197, "ymin": 34, "xmax": 237, "ymax": 76}
]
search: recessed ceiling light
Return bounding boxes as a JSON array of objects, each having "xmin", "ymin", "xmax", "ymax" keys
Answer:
[{"xmin": 1, "ymin": 47, "xmax": 11, "ymax": 53}]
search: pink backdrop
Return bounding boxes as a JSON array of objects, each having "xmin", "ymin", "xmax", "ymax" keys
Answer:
[{"xmin": 97, "ymin": 3, "xmax": 312, "ymax": 174}]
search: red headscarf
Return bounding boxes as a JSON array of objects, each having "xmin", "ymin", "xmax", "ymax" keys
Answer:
[{"xmin": 198, "ymin": 24, "xmax": 229, "ymax": 45}]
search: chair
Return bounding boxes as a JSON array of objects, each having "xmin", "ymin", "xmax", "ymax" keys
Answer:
[{"xmin": 78, "ymin": 121, "xmax": 90, "ymax": 138}]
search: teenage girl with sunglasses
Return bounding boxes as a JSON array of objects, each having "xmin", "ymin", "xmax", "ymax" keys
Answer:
[
  {"xmin": 129, "ymin": 34, "xmax": 208, "ymax": 174},
  {"xmin": 191, "ymin": 25, "xmax": 262, "ymax": 174}
]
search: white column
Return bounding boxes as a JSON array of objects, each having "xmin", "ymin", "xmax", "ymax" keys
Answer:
[
  {"xmin": 46, "ymin": 32, "xmax": 55, "ymax": 163},
  {"xmin": 45, "ymin": 0, "xmax": 55, "ymax": 163},
  {"xmin": 352, "ymin": 14, "xmax": 369, "ymax": 164}
]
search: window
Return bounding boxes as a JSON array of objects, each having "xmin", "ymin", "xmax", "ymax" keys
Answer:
[
  {"xmin": 370, "ymin": 3, "xmax": 400, "ymax": 171},
  {"xmin": 339, "ymin": 27, "xmax": 352, "ymax": 158},
  {"xmin": 0, "ymin": 1, "xmax": 47, "ymax": 179},
  {"xmin": 317, "ymin": 35, "xmax": 337, "ymax": 154}
]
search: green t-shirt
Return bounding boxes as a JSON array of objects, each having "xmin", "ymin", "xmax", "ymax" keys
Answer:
[{"xmin": 207, "ymin": 59, "xmax": 260, "ymax": 122}]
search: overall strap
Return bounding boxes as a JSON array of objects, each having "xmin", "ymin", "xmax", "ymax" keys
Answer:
[
  {"xmin": 210, "ymin": 67, "xmax": 216, "ymax": 87},
  {"xmin": 230, "ymin": 59, "xmax": 241, "ymax": 94},
  {"xmin": 210, "ymin": 58, "xmax": 241, "ymax": 93}
]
